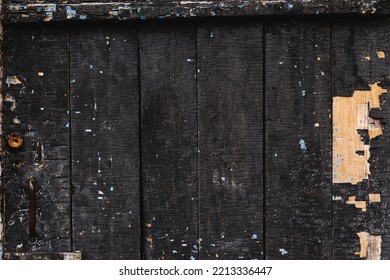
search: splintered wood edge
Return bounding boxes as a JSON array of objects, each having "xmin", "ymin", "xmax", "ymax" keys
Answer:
[
  {"xmin": 0, "ymin": 0, "xmax": 4, "ymax": 252},
  {"xmin": 4, "ymin": 0, "xmax": 390, "ymax": 23},
  {"xmin": 3, "ymin": 252, "xmax": 82, "ymax": 260}
]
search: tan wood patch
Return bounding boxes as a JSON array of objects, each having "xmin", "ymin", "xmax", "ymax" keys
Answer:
[{"xmin": 333, "ymin": 83, "xmax": 387, "ymax": 184}]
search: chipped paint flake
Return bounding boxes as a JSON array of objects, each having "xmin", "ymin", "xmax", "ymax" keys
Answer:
[
  {"xmin": 346, "ymin": 196, "xmax": 367, "ymax": 212},
  {"xmin": 333, "ymin": 82, "xmax": 387, "ymax": 184},
  {"xmin": 377, "ymin": 51, "xmax": 385, "ymax": 58},
  {"xmin": 66, "ymin": 5, "xmax": 77, "ymax": 19},
  {"xmin": 299, "ymin": 139, "xmax": 307, "ymax": 152},
  {"xmin": 279, "ymin": 248, "xmax": 288, "ymax": 255},
  {"xmin": 6, "ymin": 76, "xmax": 22, "ymax": 86},
  {"xmin": 356, "ymin": 232, "xmax": 382, "ymax": 260}
]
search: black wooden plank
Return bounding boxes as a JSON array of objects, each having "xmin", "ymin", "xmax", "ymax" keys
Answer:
[
  {"xmin": 332, "ymin": 18, "xmax": 390, "ymax": 260},
  {"xmin": 5, "ymin": 1, "xmax": 390, "ymax": 23},
  {"xmin": 2, "ymin": 24, "xmax": 70, "ymax": 253},
  {"xmin": 265, "ymin": 19, "xmax": 332, "ymax": 259},
  {"xmin": 70, "ymin": 23, "xmax": 140, "ymax": 259},
  {"xmin": 139, "ymin": 20, "xmax": 198, "ymax": 260},
  {"xmin": 197, "ymin": 19, "xmax": 263, "ymax": 260}
]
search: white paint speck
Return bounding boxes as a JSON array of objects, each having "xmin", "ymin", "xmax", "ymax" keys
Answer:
[
  {"xmin": 38, "ymin": 72, "xmax": 44, "ymax": 77},
  {"xmin": 221, "ymin": 176, "xmax": 226, "ymax": 181},
  {"xmin": 110, "ymin": 187, "xmax": 114, "ymax": 192},
  {"xmin": 251, "ymin": 234, "xmax": 258, "ymax": 239},
  {"xmin": 279, "ymin": 248, "xmax": 288, "ymax": 255},
  {"xmin": 89, "ymin": 65, "xmax": 93, "ymax": 69},
  {"xmin": 98, "ymin": 191, "xmax": 104, "ymax": 195},
  {"xmin": 314, "ymin": 123, "xmax": 320, "ymax": 127},
  {"xmin": 85, "ymin": 129, "xmax": 92, "ymax": 132},
  {"xmin": 172, "ymin": 250, "xmax": 178, "ymax": 254},
  {"xmin": 302, "ymin": 90, "xmax": 306, "ymax": 96}
]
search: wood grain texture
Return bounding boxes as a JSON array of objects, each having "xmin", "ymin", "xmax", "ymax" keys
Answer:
[
  {"xmin": 332, "ymin": 18, "xmax": 390, "ymax": 260},
  {"xmin": 197, "ymin": 19, "xmax": 263, "ymax": 260},
  {"xmin": 2, "ymin": 24, "xmax": 70, "ymax": 253},
  {"xmin": 5, "ymin": 0, "xmax": 390, "ymax": 23},
  {"xmin": 140, "ymin": 20, "xmax": 198, "ymax": 260},
  {"xmin": 70, "ymin": 23, "xmax": 140, "ymax": 259},
  {"xmin": 265, "ymin": 19, "xmax": 332, "ymax": 259}
]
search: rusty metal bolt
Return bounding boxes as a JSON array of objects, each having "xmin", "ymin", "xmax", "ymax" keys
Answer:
[{"xmin": 7, "ymin": 133, "xmax": 23, "ymax": 149}]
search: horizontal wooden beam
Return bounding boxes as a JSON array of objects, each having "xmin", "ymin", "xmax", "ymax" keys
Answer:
[{"xmin": 4, "ymin": 0, "xmax": 390, "ymax": 23}]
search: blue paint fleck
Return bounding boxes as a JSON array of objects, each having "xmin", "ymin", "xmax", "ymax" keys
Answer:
[
  {"xmin": 79, "ymin": 15, "xmax": 87, "ymax": 20},
  {"xmin": 65, "ymin": 6, "xmax": 77, "ymax": 19},
  {"xmin": 66, "ymin": 122, "xmax": 70, "ymax": 128},
  {"xmin": 299, "ymin": 139, "xmax": 307, "ymax": 152},
  {"xmin": 287, "ymin": 3, "xmax": 294, "ymax": 10}
]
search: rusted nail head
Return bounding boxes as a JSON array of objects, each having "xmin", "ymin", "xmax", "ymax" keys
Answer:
[{"xmin": 7, "ymin": 133, "xmax": 23, "ymax": 148}]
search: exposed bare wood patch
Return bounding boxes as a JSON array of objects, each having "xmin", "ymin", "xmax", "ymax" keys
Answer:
[
  {"xmin": 369, "ymin": 193, "xmax": 381, "ymax": 203},
  {"xmin": 346, "ymin": 196, "xmax": 367, "ymax": 212},
  {"xmin": 356, "ymin": 232, "xmax": 382, "ymax": 260},
  {"xmin": 333, "ymin": 82, "xmax": 387, "ymax": 185}
]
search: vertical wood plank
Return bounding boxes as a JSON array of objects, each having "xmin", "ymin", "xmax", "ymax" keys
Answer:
[
  {"xmin": 332, "ymin": 18, "xmax": 390, "ymax": 260},
  {"xmin": 139, "ymin": 20, "xmax": 198, "ymax": 260},
  {"xmin": 197, "ymin": 19, "xmax": 264, "ymax": 260},
  {"xmin": 265, "ymin": 19, "xmax": 332, "ymax": 259},
  {"xmin": 70, "ymin": 23, "xmax": 140, "ymax": 259},
  {"xmin": 3, "ymin": 24, "xmax": 70, "ymax": 252}
]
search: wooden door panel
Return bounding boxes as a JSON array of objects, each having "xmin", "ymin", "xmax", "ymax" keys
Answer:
[
  {"xmin": 70, "ymin": 23, "xmax": 140, "ymax": 259},
  {"xmin": 139, "ymin": 20, "xmax": 198, "ymax": 260},
  {"xmin": 2, "ymin": 24, "xmax": 71, "ymax": 253},
  {"xmin": 265, "ymin": 19, "xmax": 332, "ymax": 259},
  {"xmin": 2, "ymin": 17, "xmax": 390, "ymax": 260},
  {"xmin": 197, "ymin": 19, "xmax": 264, "ymax": 260},
  {"xmin": 332, "ymin": 18, "xmax": 390, "ymax": 260}
]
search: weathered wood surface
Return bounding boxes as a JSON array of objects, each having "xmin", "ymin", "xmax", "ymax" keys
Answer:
[
  {"xmin": 265, "ymin": 19, "xmax": 332, "ymax": 259},
  {"xmin": 3, "ymin": 17, "xmax": 390, "ymax": 260},
  {"xmin": 4, "ymin": 0, "xmax": 390, "ymax": 23},
  {"xmin": 2, "ymin": 24, "xmax": 71, "ymax": 253},
  {"xmin": 197, "ymin": 19, "xmax": 264, "ymax": 259},
  {"xmin": 332, "ymin": 18, "xmax": 390, "ymax": 260},
  {"xmin": 70, "ymin": 23, "xmax": 140, "ymax": 259},
  {"xmin": 140, "ymin": 20, "xmax": 198, "ymax": 260}
]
